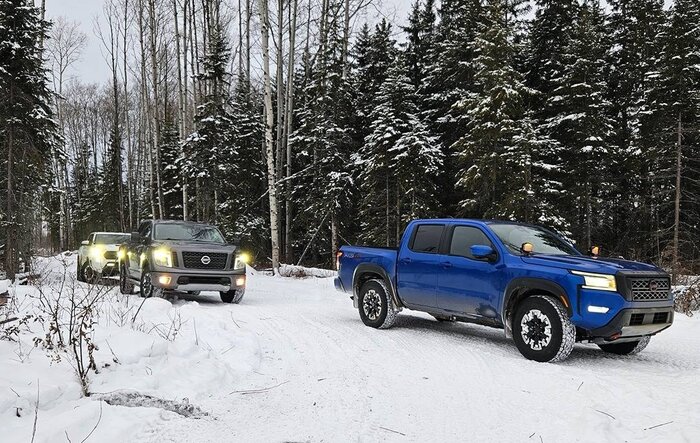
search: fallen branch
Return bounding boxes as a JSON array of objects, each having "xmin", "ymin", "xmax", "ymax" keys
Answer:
[
  {"xmin": 31, "ymin": 380, "xmax": 39, "ymax": 443},
  {"xmin": 644, "ymin": 421, "xmax": 673, "ymax": 431},
  {"xmin": 229, "ymin": 380, "xmax": 289, "ymax": 395},
  {"xmin": 379, "ymin": 426, "xmax": 406, "ymax": 436},
  {"xmin": 595, "ymin": 409, "xmax": 616, "ymax": 420},
  {"xmin": 80, "ymin": 400, "xmax": 103, "ymax": 443}
]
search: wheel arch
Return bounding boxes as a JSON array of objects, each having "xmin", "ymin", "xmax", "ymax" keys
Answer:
[
  {"xmin": 353, "ymin": 263, "xmax": 403, "ymax": 309},
  {"xmin": 502, "ymin": 278, "xmax": 572, "ymax": 338}
]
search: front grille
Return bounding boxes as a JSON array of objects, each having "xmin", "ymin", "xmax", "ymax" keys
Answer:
[
  {"xmin": 181, "ymin": 252, "xmax": 228, "ymax": 270},
  {"xmin": 629, "ymin": 313, "xmax": 645, "ymax": 326},
  {"xmin": 629, "ymin": 277, "xmax": 670, "ymax": 301},
  {"xmin": 104, "ymin": 251, "xmax": 118, "ymax": 260}
]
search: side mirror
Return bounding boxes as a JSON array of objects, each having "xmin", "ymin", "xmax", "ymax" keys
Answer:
[
  {"xmin": 231, "ymin": 237, "xmax": 242, "ymax": 246},
  {"xmin": 81, "ymin": 240, "xmax": 90, "ymax": 246},
  {"xmin": 471, "ymin": 245, "xmax": 496, "ymax": 260},
  {"xmin": 131, "ymin": 232, "xmax": 141, "ymax": 243}
]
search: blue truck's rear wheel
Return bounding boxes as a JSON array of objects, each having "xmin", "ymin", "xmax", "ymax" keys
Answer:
[
  {"xmin": 512, "ymin": 295, "xmax": 575, "ymax": 362},
  {"xmin": 358, "ymin": 279, "xmax": 397, "ymax": 329},
  {"xmin": 598, "ymin": 336, "xmax": 650, "ymax": 355}
]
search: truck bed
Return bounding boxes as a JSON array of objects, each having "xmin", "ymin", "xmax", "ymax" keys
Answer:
[{"xmin": 336, "ymin": 245, "xmax": 398, "ymax": 294}]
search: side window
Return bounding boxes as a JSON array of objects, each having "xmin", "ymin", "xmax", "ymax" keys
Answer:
[
  {"xmin": 410, "ymin": 225, "xmax": 444, "ymax": 254},
  {"xmin": 450, "ymin": 226, "xmax": 493, "ymax": 259}
]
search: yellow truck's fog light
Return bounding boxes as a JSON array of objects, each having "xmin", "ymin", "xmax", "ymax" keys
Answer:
[
  {"xmin": 158, "ymin": 276, "xmax": 172, "ymax": 285},
  {"xmin": 235, "ymin": 277, "xmax": 246, "ymax": 286}
]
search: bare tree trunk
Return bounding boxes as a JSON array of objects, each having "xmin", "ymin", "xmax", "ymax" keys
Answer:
[
  {"xmin": 672, "ymin": 114, "xmax": 682, "ymax": 284},
  {"xmin": 174, "ymin": 0, "xmax": 189, "ymax": 220},
  {"xmin": 259, "ymin": 0, "xmax": 280, "ymax": 273},
  {"xmin": 246, "ymin": 0, "xmax": 251, "ymax": 85},
  {"xmin": 122, "ymin": 0, "xmax": 135, "ymax": 230},
  {"xmin": 138, "ymin": 0, "xmax": 157, "ymax": 219},
  {"xmin": 148, "ymin": 0, "xmax": 165, "ymax": 218},
  {"xmin": 275, "ymin": 0, "xmax": 285, "ymax": 257},
  {"xmin": 284, "ymin": 0, "xmax": 297, "ymax": 263},
  {"xmin": 341, "ymin": 0, "xmax": 350, "ymax": 79},
  {"xmin": 331, "ymin": 212, "xmax": 338, "ymax": 270}
]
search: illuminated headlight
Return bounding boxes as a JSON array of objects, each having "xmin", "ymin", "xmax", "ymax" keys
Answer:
[
  {"xmin": 152, "ymin": 248, "xmax": 173, "ymax": 268},
  {"xmin": 234, "ymin": 252, "xmax": 250, "ymax": 270},
  {"xmin": 117, "ymin": 249, "xmax": 126, "ymax": 260},
  {"xmin": 90, "ymin": 246, "xmax": 105, "ymax": 261},
  {"xmin": 571, "ymin": 271, "xmax": 617, "ymax": 292}
]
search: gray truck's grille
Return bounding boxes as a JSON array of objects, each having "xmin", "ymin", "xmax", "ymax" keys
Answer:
[
  {"xmin": 629, "ymin": 277, "xmax": 670, "ymax": 301},
  {"xmin": 181, "ymin": 252, "xmax": 227, "ymax": 270}
]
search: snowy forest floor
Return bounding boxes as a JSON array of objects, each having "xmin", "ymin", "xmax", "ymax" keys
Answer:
[{"xmin": 1, "ymin": 255, "xmax": 699, "ymax": 442}]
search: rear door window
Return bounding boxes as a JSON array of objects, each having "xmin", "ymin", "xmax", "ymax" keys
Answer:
[
  {"xmin": 410, "ymin": 225, "xmax": 444, "ymax": 254},
  {"xmin": 450, "ymin": 226, "xmax": 493, "ymax": 259}
]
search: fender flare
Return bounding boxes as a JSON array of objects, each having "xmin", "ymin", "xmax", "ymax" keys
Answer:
[
  {"xmin": 352, "ymin": 263, "xmax": 404, "ymax": 309},
  {"xmin": 502, "ymin": 277, "xmax": 573, "ymax": 337}
]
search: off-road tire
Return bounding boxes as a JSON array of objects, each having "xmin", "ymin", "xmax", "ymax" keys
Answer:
[
  {"xmin": 358, "ymin": 279, "xmax": 398, "ymax": 329},
  {"xmin": 84, "ymin": 262, "xmax": 100, "ymax": 284},
  {"xmin": 76, "ymin": 259, "xmax": 86, "ymax": 282},
  {"xmin": 512, "ymin": 295, "xmax": 575, "ymax": 363},
  {"xmin": 220, "ymin": 289, "xmax": 245, "ymax": 304},
  {"xmin": 598, "ymin": 336, "xmax": 650, "ymax": 355},
  {"xmin": 139, "ymin": 267, "xmax": 163, "ymax": 298},
  {"xmin": 119, "ymin": 264, "xmax": 136, "ymax": 295}
]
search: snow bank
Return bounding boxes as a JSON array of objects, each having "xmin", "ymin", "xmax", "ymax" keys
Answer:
[{"xmin": 278, "ymin": 263, "xmax": 337, "ymax": 278}]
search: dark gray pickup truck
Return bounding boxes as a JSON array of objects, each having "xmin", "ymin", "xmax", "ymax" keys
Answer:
[{"xmin": 118, "ymin": 220, "xmax": 249, "ymax": 303}]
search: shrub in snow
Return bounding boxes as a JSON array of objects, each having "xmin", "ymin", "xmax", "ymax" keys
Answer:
[{"xmin": 674, "ymin": 279, "xmax": 700, "ymax": 316}]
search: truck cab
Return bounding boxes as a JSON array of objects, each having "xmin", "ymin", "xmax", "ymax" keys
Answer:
[{"xmin": 335, "ymin": 219, "xmax": 674, "ymax": 362}]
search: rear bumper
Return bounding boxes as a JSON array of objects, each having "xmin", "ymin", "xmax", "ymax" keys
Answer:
[{"xmin": 150, "ymin": 269, "xmax": 246, "ymax": 293}]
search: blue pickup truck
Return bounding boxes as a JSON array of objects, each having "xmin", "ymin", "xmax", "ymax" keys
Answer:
[{"xmin": 335, "ymin": 219, "xmax": 674, "ymax": 362}]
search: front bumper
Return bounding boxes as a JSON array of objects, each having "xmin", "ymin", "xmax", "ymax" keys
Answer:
[
  {"xmin": 589, "ymin": 307, "xmax": 674, "ymax": 341},
  {"xmin": 92, "ymin": 260, "xmax": 119, "ymax": 276},
  {"xmin": 150, "ymin": 268, "xmax": 246, "ymax": 293}
]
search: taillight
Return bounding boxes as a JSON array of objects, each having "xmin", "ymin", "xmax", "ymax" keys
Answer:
[{"xmin": 336, "ymin": 251, "xmax": 343, "ymax": 271}]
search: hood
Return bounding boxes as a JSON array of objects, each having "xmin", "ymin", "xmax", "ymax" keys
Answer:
[
  {"xmin": 521, "ymin": 254, "xmax": 663, "ymax": 274},
  {"xmin": 152, "ymin": 240, "xmax": 237, "ymax": 253}
]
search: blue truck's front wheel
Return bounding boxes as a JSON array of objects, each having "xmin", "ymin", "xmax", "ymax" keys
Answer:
[
  {"xmin": 358, "ymin": 279, "xmax": 398, "ymax": 329},
  {"xmin": 512, "ymin": 295, "xmax": 576, "ymax": 362}
]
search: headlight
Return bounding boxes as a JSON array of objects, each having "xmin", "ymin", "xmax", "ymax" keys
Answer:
[
  {"xmin": 117, "ymin": 249, "xmax": 126, "ymax": 260},
  {"xmin": 234, "ymin": 252, "xmax": 250, "ymax": 269},
  {"xmin": 152, "ymin": 248, "xmax": 173, "ymax": 268},
  {"xmin": 90, "ymin": 246, "xmax": 105, "ymax": 261},
  {"xmin": 571, "ymin": 271, "xmax": 617, "ymax": 292}
]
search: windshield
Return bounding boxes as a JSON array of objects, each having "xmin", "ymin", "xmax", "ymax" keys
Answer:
[
  {"xmin": 488, "ymin": 223, "xmax": 579, "ymax": 256},
  {"xmin": 154, "ymin": 223, "xmax": 226, "ymax": 244},
  {"xmin": 94, "ymin": 233, "xmax": 130, "ymax": 245}
]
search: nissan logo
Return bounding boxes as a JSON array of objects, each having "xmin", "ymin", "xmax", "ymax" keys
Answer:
[
  {"xmin": 201, "ymin": 255, "xmax": 211, "ymax": 265},
  {"xmin": 649, "ymin": 280, "xmax": 659, "ymax": 291}
]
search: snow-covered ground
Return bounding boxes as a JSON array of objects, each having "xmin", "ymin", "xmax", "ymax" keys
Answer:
[{"xmin": 1, "ymin": 254, "xmax": 699, "ymax": 442}]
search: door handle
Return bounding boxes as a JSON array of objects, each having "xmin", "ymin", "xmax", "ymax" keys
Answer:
[
  {"xmin": 441, "ymin": 261, "xmax": 453, "ymax": 269},
  {"xmin": 399, "ymin": 258, "xmax": 412, "ymax": 264}
]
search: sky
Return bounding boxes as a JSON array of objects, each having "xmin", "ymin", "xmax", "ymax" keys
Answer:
[{"xmin": 44, "ymin": 0, "xmax": 413, "ymax": 85}]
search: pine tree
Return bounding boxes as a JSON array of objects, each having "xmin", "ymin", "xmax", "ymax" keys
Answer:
[
  {"xmin": 102, "ymin": 127, "xmax": 125, "ymax": 231},
  {"xmin": 453, "ymin": 0, "xmax": 562, "ymax": 227},
  {"xmin": 545, "ymin": 0, "xmax": 611, "ymax": 249},
  {"xmin": 0, "ymin": 0, "xmax": 58, "ymax": 276},
  {"xmin": 657, "ymin": 0, "xmax": 700, "ymax": 271},
  {"xmin": 359, "ymin": 61, "xmax": 442, "ymax": 246},
  {"xmin": 605, "ymin": 0, "xmax": 666, "ymax": 258}
]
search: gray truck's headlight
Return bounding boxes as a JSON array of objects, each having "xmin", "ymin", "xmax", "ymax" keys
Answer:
[
  {"xmin": 153, "ymin": 248, "xmax": 173, "ymax": 268},
  {"xmin": 571, "ymin": 270, "xmax": 617, "ymax": 292},
  {"xmin": 234, "ymin": 252, "xmax": 250, "ymax": 270}
]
